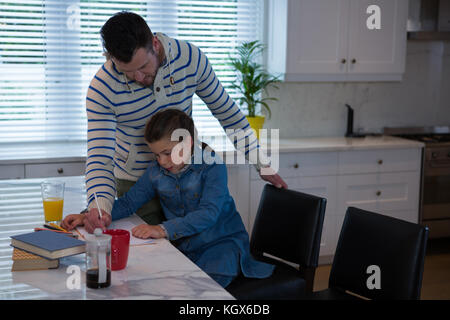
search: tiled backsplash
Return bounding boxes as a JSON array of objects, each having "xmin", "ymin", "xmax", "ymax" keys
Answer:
[{"xmin": 264, "ymin": 41, "xmax": 450, "ymax": 138}]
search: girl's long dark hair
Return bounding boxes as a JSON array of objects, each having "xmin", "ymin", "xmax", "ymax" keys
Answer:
[
  {"xmin": 144, "ymin": 109, "xmax": 195, "ymax": 144},
  {"xmin": 145, "ymin": 109, "xmax": 213, "ymax": 152}
]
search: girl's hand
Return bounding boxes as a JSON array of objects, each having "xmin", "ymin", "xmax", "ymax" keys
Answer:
[
  {"xmin": 132, "ymin": 224, "xmax": 166, "ymax": 239},
  {"xmin": 61, "ymin": 214, "xmax": 85, "ymax": 231}
]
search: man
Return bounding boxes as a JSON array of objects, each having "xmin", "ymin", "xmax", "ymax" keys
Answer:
[{"xmin": 83, "ymin": 11, "xmax": 287, "ymax": 232}]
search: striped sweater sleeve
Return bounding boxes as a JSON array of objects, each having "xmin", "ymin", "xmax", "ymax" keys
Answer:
[
  {"xmin": 194, "ymin": 48, "xmax": 267, "ymax": 168},
  {"xmin": 85, "ymin": 71, "xmax": 117, "ymax": 214}
]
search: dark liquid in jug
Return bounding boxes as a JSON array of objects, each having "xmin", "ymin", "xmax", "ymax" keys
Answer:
[{"xmin": 86, "ymin": 268, "xmax": 111, "ymax": 289}]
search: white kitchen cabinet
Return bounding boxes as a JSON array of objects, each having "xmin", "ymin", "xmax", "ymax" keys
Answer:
[
  {"xmin": 227, "ymin": 164, "xmax": 251, "ymax": 233},
  {"xmin": 336, "ymin": 147, "xmax": 421, "ymax": 219},
  {"xmin": 0, "ymin": 161, "xmax": 86, "ymax": 179},
  {"xmin": 336, "ymin": 171, "xmax": 421, "ymax": 220},
  {"xmin": 25, "ymin": 162, "xmax": 85, "ymax": 178},
  {"xmin": 333, "ymin": 170, "xmax": 420, "ymax": 259},
  {"xmin": 250, "ymin": 151, "xmax": 338, "ymax": 180},
  {"xmin": 267, "ymin": 0, "xmax": 408, "ymax": 81},
  {"xmin": 338, "ymin": 148, "xmax": 421, "ymax": 174},
  {"xmin": 0, "ymin": 164, "xmax": 25, "ymax": 180},
  {"xmin": 347, "ymin": 0, "xmax": 408, "ymax": 76}
]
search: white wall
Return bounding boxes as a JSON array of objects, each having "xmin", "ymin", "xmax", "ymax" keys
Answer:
[{"xmin": 263, "ymin": 41, "xmax": 450, "ymax": 138}]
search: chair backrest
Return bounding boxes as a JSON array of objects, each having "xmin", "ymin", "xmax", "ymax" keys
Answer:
[
  {"xmin": 250, "ymin": 184, "xmax": 327, "ymax": 269},
  {"xmin": 329, "ymin": 207, "xmax": 429, "ymax": 300}
]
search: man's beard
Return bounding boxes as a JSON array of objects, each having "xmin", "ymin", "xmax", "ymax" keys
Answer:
[
  {"xmin": 141, "ymin": 74, "xmax": 156, "ymax": 87},
  {"xmin": 141, "ymin": 56, "xmax": 162, "ymax": 87}
]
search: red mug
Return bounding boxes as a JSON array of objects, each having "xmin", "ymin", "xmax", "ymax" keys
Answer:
[{"xmin": 103, "ymin": 229, "xmax": 130, "ymax": 271}]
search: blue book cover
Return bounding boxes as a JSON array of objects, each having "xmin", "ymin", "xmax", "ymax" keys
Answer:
[{"xmin": 10, "ymin": 230, "xmax": 85, "ymax": 259}]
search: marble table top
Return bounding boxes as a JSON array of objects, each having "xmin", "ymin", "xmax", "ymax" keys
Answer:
[
  {"xmin": 0, "ymin": 176, "xmax": 234, "ymax": 300},
  {"xmin": 6, "ymin": 239, "xmax": 234, "ymax": 300}
]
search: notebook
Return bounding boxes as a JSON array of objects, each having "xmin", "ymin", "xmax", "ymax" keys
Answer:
[
  {"xmin": 75, "ymin": 214, "xmax": 155, "ymax": 246},
  {"xmin": 11, "ymin": 248, "xmax": 59, "ymax": 271},
  {"xmin": 10, "ymin": 230, "xmax": 85, "ymax": 260}
]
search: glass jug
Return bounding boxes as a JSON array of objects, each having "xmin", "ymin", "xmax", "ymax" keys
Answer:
[{"xmin": 85, "ymin": 228, "xmax": 111, "ymax": 289}]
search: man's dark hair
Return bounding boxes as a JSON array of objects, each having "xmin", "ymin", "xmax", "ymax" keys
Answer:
[{"xmin": 100, "ymin": 11, "xmax": 153, "ymax": 63}]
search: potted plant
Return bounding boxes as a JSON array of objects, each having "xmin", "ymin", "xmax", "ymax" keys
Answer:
[{"xmin": 229, "ymin": 40, "xmax": 280, "ymax": 140}]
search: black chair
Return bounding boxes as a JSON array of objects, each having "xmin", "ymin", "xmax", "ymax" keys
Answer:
[
  {"xmin": 226, "ymin": 184, "xmax": 326, "ymax": 300},
  {"xmin": 309, "ymin": 207, "xmax": 429, "ymax": 300}
]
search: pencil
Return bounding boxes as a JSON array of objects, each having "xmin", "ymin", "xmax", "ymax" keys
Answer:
[
  {"xmin": 43, "ymin": 224, "xmax": 60, "ymax": 231},
  {"xmin": 94, "ymin": 192, "xmax": 102, "ymax": 219},
  {"xmin": 48, "ymin": 222, "xmax": 68, "ymax": 233},
  {"xmin": 36, "ymin": 227, "xmax": 68, "ymax": 233}
]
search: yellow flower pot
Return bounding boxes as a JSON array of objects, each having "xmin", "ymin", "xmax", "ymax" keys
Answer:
[{"xmin": 246, "ymin": 115, "xmax": 265, "ymax": 140}]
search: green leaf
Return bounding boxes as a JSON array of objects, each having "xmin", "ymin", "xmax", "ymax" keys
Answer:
[{"xmin": 228, "ymin": 40, "xmax": 279, "ymax": 117}]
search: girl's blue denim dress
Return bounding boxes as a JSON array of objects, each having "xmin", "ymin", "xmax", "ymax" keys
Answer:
[{"xmin": 111, "ymin": 149, "xmax": 274, "ymax": 287}]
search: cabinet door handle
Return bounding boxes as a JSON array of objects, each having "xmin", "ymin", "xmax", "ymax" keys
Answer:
[
  {"xmin": 378, "ymin": 159, "xmax": 383, "ymax": 165},
  {"xmin": 293, "ymin": 163, "xmax": 299, "ymax": 169},
  {"xmin": 57, "ymin": 168, "xmax": 64, "ymax": 174},
  {"xmin": 341, "ymin": 58, "xmax": 346, "ymax": 64},
  {"xmin": 376, "ymin": 190, "xmax": 381, "ymax": 196},
  {"xmin": 351, "ymin": 58, "xmax": 357, "ymax": 64}
]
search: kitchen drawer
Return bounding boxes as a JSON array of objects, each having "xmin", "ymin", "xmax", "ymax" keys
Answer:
[
  {"xmin": 338, "ymin": 148, "xmax": 421, "ymax": 174},
  {"xmin": 250, "ymin": 151, "xmax": 338, "ymax": 180},
  {"xmin": 337, "ymin": 171, "xmax": 420, "ymax": 214},
  {"xmin": 25, "ymin": 162, "xmax": 85, "ymax": 178},
  {"xmin": 0, "ymin": 164, "xmax": 25, "ymax": 179}
]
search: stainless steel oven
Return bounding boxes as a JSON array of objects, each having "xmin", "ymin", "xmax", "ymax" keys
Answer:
[
  {"xmin": 422, "ymin": 144, "xmax": 450, "ymax": 238},
  {"xmin": 385, "ymin": 126, "xmax": 450, "ymax": 238}
]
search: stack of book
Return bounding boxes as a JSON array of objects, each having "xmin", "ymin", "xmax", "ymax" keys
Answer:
[
  {"xmin": 10, "ymin": 230, "xmax": 85, "ymax": 271},
  {"xmin": 11, "ymin": 248, "xmax": 59, "ymax": 271}
]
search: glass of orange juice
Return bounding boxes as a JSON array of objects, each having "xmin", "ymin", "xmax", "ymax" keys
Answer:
[{"xmin": 40, "ymin": 181, "xmax": 65, "ymax": 224}]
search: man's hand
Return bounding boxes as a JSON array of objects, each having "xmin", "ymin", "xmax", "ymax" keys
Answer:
[
  {"xmin": 259, "ymin": 167, "xmax": 288, "ymax": 189},
  {"xmin": 84, "ymin": 208, "xmax": 112, "ymax": 233}
]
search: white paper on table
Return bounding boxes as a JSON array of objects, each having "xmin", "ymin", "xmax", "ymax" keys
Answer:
[{"xmin": 75, "ymin": 214, "xmax": 155, "ymax": 246}]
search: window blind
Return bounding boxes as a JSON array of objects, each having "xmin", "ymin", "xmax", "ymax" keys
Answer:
[{"xmin": 0, "ymin": 0, "xmax": 264, "ymax": 144}]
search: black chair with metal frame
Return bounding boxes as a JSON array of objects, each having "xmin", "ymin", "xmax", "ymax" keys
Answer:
[
  {"xmin": 226, "ymin": 184, "xmax": 327, "ymax": 300},
  {"xmin": 309, "ymin": 207, "xmax": 429, "ymax": 300}
]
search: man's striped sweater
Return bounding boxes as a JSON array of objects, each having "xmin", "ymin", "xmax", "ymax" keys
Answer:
[{"xmin": 86, "ymin": 33, "xmax": 262, "ymax": 214}]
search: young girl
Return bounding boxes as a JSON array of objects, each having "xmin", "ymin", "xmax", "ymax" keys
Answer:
[{"xmin": 63, "ymin": 109, "xmax": 274, "ymax": 287}]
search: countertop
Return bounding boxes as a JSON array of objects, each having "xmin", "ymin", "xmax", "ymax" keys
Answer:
[
  {"xmin": 273, "ymin": 135, "xmax": 424, "ymax": 152},
  {"xmin": 0, "ymin": 141, "xmax": 86, "ymax": 164},
  {"xmin": 0, "ymin": 136, "xmax": 424, "ymax": 165}
]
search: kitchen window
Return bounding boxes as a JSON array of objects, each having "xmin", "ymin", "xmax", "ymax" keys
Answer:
[{"xmin": 0, "ymin": 0, "xmax": 264, "ymax": 144}]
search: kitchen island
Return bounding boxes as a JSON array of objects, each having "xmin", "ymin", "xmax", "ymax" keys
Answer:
[{"xmin": 0, "ymin": 176, "xmax": 234, "ymax": 300}]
